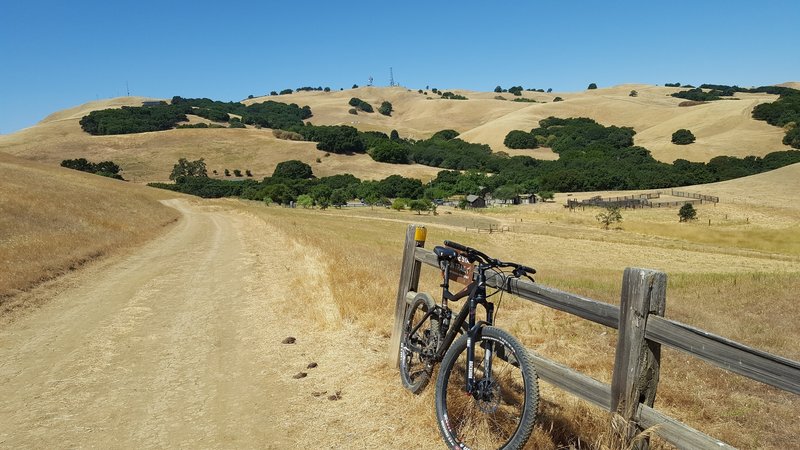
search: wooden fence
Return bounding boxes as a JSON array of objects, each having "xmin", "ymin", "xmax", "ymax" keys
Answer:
[
  {"xmin": 567, "ymin": 190, "xmax": 718, "ymax": 210},
  {"xmin": 389, "ymin": 225, "xmax": 799, "ymax": 450},
  {"xmin": 668, "ymin": 189, "xmax": 719, "ymax": 203}
]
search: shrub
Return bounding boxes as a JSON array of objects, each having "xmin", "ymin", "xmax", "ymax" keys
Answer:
[
  {"xmin": 349, "ymin": 97, "xmax": 373, "ymax": 112},
  {"xmin": 495, "ymin": 96, "xmax": 507, "ymax": 101},
  {"xmin": 233, "ymin": 169, "xmax": 243, "ymax": 177},
  {"xmin": 246, "ymin": 170, "xmax": 252, "ymax": 177},
  {"xmin": 391, "ymin": 198, "xmax": 407, "ymax": 211},
  {"xmin": 503, "ymin": 130, "xmax": 539, "ymax": 149},
  {"xmin": 538, "ymin": 191, "xmax": 555, "ymax": 202},
  {"xmin": 588, "ymin": 83, "xmax": 598, "ymax": 90},
  {"xmin": 279, "ymin": 89, "xmax": 293, "ymax": 95},
  {"xmin": 379, "ymin": 101, "xmax": 393, "ymax": 116},
  {"xmin": 409, "ymin": 199, "xmax": 431, "ymax": 214},
  {"xmin": 431, "ymin": 129, "xmax": 459, "ymax": 140},
  {"xmin": 369, "ymin": 141, "xmax": 410, "ymax": 164},
  {"xmin": 441, "ymin": 92, "xmax": 468, "ymax": 100},
  {"xmin": 629, "ymin": 90, "xmax": 638, "ymax": 97},
  {"xmin": 300, "ymin": 125, "xmax": 365, "ymax": 154},
  {"xmin": 671, "ymin": 88, "xmax": 722, "ymax": 102},
  {"xmin": 672, "ymin": 129, "xmax": 696, "ymax": 145},
  {"xmin": 783, "ymin": 126, "xmax": 800, "ymax": 148},
  {"xmin": 224, "ymin": 169, "xmax": 230, "ymax": 176},
  {"xmin": 273, "ymin": 160, "xmax": 313, "ymax": 179},
  {"xmin": 349, "ymin": 108, "xmax": 358, "ymax": 115},
  {"xmin": 678, "ymin": 203, "xmax": 697, "ymax": 222},
  {"xmin": 553, "ymin": 96, "xmax": 563, "ymax": 102},
  {"xmin": 272, "ymin": 129, "xmax": 305, "ymax": 141},
  {"xmin": 229, "ymin": 121, "xmax": 246, "ymax": 128},
  {"xmin": 596, "ymin": 206, "xmax": 622, "ymax": 229},
  {"xmin": 170, "ymin": 158, "xmax": 207, "ymax": 180},
  {"xmin": 61, "ymin": 158, "xmax": 124, "ymax": 180}
]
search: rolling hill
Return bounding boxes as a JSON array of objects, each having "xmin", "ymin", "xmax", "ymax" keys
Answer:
[{"xmin": 0, "ymin": 84, "xmax": 794, "ymax": 184}]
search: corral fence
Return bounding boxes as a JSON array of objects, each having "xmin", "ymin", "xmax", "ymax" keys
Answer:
[
  {"xmin": 567, "ymin": 190, "xmax": 718, "ymax": 210},
  {"xmin": 389, "ymin": 225, "xmax": 799, "ymax": 450},
  {"xmin": 464, "ymin": 224, "xmax": 511, "ymax": 234}
]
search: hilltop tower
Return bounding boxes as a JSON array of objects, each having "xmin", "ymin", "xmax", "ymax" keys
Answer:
[{"xmin": 389, "ymin": 67, "xmax": 395, "ymax": 87}]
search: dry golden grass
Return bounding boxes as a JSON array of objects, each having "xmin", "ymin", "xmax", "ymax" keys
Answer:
[
  {"xmin": 0, "ymin": 152, "xmax": 179, "ymax": 311},
  {"xmin": 238, "ymin": 172, "xmax": 799, "ymax": 449}
]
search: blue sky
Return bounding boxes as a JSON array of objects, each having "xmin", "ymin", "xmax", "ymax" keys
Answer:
[{"xmin": 1, "ymin": 0, "xmax": 798, "ymax": 134}]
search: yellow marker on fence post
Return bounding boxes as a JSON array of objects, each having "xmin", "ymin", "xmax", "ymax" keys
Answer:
[{"xmin": 414, "ymin": 226, "xmax": 427, "ymax": 247}]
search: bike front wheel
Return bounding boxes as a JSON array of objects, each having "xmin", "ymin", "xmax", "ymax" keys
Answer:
[{"xmin": 435, "ymin": 326, "xmax": 539, "ymax": 450}]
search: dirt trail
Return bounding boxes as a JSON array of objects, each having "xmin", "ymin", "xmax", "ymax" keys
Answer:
[{"xmin": 0, "ymin": 199, "xmax": 439, "ymax": 449}]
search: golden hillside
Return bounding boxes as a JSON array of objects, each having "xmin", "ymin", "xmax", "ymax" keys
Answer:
[
  {"xmin": 0, "ymin": 151, "xmax": 179, "ymax": 303},
  {"xmin": 0, "ymin": 84, "xmax": 794, "ymax": 183},
  {"xmin": 0, "ymin": 96, "xmax": 441, "ymax": 183}
]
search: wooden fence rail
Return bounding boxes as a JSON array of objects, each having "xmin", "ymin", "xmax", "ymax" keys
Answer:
[{"xmin": 390, "ymin": 225, "xmax": 799, "ymax": 450}]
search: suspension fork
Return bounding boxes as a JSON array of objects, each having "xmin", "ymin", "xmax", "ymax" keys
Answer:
[{"xmin": 465, "ymin": 265, "xmax": 491, "ymax": 392}]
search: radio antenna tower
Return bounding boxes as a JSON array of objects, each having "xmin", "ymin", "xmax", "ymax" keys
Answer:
[
  {"xmin": 368, "ymin": 76, "xmax": 373, "ymax": 86},
  {"xmin": 126, "ymin": 81, "xmax": 130, "ymax": 96},
  {"xmin": 389, "ymin": 67, "xmax": 395, "ymax": 87}
]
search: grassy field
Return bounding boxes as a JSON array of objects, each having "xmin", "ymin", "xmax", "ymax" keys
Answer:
[{"xmin": 240, "ymin": 181, "xmax": 799, "ymax": 449}]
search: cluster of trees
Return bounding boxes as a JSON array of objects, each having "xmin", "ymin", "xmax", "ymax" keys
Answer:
[
  {"xmin": 440, "ymin": 91, "xmax": 468, "ymax": 100},
  {"xmin": 80, "ymin": 104, "xmax": 188, "ymax": 135},
  {"xmin": 80, "ymin": 97, "xmax": 313, "ymax": 135},
  {"xmin": 170, "ymin": 158, "xmax": 207, "ymax": 180},
  {"xmin": 503, "ymin": 130, "xmax": 539, "ymax": 149},
  {"xmin": 671, "ymin": 88, "xmax": 731, "ymax": 102},
  {"xmin": 671, "ymin": 129, "xmax": 696, "ymax": 145},
  {"xmin": 349, "ymin": 97, "xmax": 373, "ymax": 113},
  {"xmin": 495, "ymin": 86, "xmax": 551, "ymax": 94},
  {"xmin": 751, "ymin": 88, "xmax": 800, "ymax": 149},
  {"xmin": 61, "ymin": 158, "xmax": 124, "ymax": 180},
  {"xmin": 295, "ymin": 86, "xmax": 331, "ymax": 92},
  {"xmin": 489, "ymin": 117, "xmax": 800, "ymax": 193}
]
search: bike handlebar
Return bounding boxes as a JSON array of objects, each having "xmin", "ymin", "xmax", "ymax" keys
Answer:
[{"xmin": 443, "ymin": 240, "xmax": 536, "ymax": 275}]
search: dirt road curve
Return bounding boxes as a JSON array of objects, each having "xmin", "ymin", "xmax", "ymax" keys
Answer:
[{"xmin": 1, "ymin": 200, "xmax": 433, "ymax": 449}]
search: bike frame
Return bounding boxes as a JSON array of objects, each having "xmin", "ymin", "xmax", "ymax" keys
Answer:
[{"xmin": 434, "ymin": 259, "xmax": 496, "ymax": 393}]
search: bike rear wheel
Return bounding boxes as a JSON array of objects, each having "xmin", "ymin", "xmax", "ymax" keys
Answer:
[
  {"xmin": 435, "ymin": 326, "xmax": 538, "ymax": 450},
  {"xmin": 399, "ymin": 293, "xmax": 437, "ymax": 394}
]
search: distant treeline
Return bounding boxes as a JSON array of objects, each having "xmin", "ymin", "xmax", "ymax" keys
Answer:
[
  {"xmin": 493, "ymin": 117, "xmax": 800, "ymax": 192},
  {"xmin": 79, "ymin": 97, "xmax": 312, "ymax": 135},
  {"xmin": 149, "ymin": 160, "xmax": 427, "ymax": 207},
  {"xmin": 61, "ymin": 158, "xmax": 124, "ymax": 180}
]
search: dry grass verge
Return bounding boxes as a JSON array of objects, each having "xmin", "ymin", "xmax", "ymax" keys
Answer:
[
  {"xmin": 245, "ymin": 198, "xmax": 798, "ymax": 449},
  {"xmin": 0, "ymin": 152, "xmax": 180, "ymax": 314}
]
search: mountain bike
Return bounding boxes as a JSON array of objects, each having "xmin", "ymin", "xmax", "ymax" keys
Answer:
[{"xmin": 399, "ymin": 240, "xmax": 540, "ymax": 450}]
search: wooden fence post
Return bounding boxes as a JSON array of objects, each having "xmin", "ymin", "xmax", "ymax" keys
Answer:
[
  {"xmin": 611, "ymin": 268, "xmax": 667, "ymax": 450},
  {"xmin": 388, "ymin": 225, "xmax": 427, "ymax": 367}
]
